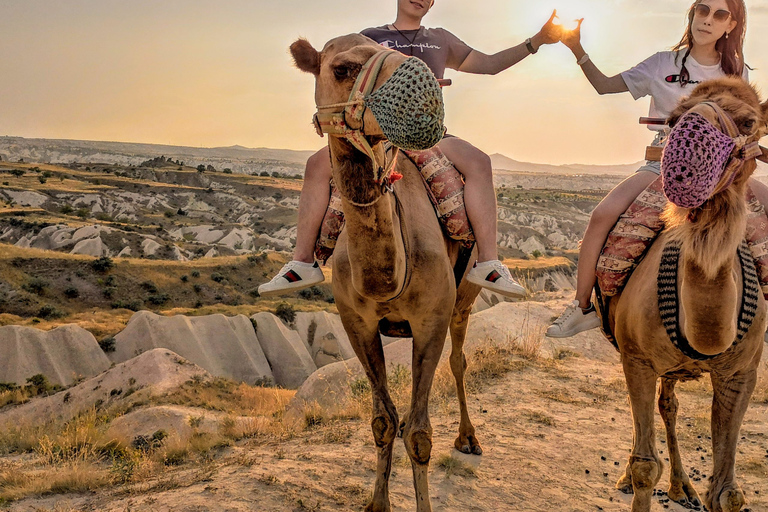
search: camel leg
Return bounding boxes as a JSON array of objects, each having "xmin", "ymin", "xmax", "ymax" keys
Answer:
[
  {"xmin": 448, "ymin": 305, "xmax": 482, "ymax": 455},
  {"xmin": 623, "ymin": 359, "xmax": 663, "ymax": 512},
  {"xmin": 616, "ymin": 431, "xmax": 634, "ymax": 494},
  {"xmin": 705, "ymin": 369, "xmax": 757, "ymax": 512},
  {"xmin": 403, "ymin": 318, "xmax": 451, "ymax": 512},
  {"xmin": 658, "ymin": 377, "xmax": 702, "ymax": 507},
  {"xmin": 342, "ymin": 311, "xmax": 398, "ymax": 512}
]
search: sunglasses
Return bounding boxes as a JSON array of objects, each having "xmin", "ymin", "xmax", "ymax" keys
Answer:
[{"xmin": 694, "ymin": 3, "xmax": 732, "ymax": 23}]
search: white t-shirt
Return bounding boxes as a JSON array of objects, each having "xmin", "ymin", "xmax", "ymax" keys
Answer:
[{"xmin": 621, "ymin": 50, "xmax": 749, "ymax": 130}]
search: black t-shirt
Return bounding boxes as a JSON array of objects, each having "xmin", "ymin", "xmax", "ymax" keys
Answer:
[{"xmin": 360, "ymin": 25, "xmax": 473, "ymax": 79}]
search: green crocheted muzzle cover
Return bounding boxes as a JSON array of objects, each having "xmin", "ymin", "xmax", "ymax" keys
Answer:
[{"xmin": 365, "ymin": 57, "xmax": 445, "ymax": 151}]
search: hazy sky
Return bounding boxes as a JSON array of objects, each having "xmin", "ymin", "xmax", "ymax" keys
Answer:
[{"xmin": 2, "ymin": 0, "xmax": 768, "ymax": 165}]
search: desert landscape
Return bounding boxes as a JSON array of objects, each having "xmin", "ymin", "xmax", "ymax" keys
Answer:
[{"xmin": 0, "ymin": 137, "xmax": 765, "ymax": 512}]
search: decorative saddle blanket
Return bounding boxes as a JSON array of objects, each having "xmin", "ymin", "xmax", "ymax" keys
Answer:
[
  {"xmin": 596, "ymin": 176, "xmax": 768, "ymax": 299},
  {"xmin": 314, "ymin": 146, "xmax": 475, "ymax": 263},
  {"xmin": 657, "ymin": 240, "xmax": 759, "ymax": 360}
]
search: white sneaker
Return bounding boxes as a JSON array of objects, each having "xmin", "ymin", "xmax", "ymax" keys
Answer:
[
  {"xmin": 258, "ymin": 261, "xmax": 324, "ymax": 297},
  {"xmin": 466, "ymin": 260, "xmax": 526, "ymax": 298},
  {"xmin": 546, "ymin": 300, "xmax": 601, "ymax": 338}
]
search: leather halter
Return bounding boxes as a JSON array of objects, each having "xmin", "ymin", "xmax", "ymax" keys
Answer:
[
  {"xmin": 696, "ymin": 101, "xmax": 763, "ymax": 195},
  {"xmin": 313, "ymin": 50, "xmax": 401, "ymax": 187}
]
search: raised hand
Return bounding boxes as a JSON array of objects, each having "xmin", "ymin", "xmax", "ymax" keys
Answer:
[
  {"xmin": 560, "ymin": 18, "xmax": 584, "ymax": 51},
  {"xmin": 536, "ymin": 9, "xmax": 563, "ymax": 45}
]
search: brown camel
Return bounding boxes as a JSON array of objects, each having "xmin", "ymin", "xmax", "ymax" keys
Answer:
[
  {"xmin": 290, "ymin": 34, "xmax": 483, "ymax": 512},
  {"xmin": 603, "ymin": 77, "xmax": 768, "ymax": 512}
]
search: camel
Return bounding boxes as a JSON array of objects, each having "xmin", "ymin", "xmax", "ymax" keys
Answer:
[
  {"xmin": 602, "ymin": 77, "xmax": 768, "ymax": 512},
  {"xmin": 290, "ymin": 34, "xmax": 483, "ymax": 512}
]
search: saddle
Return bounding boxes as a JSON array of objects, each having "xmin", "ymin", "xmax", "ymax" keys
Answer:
[
  {"xmin": 314, "ymin": 145, "xmax": 476, "ymax": 264},
  {"xmin": 594, "ymin": 177, "xmax": 768, "ymax": 348}
]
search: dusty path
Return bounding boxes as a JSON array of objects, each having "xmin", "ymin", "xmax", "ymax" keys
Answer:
[{"xmin": 11, "ymin": 351, "xmax": 767, "ymax": 512}]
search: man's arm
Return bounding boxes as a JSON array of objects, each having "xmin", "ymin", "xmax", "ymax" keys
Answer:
[{"xmin": 457, "ymin": 10, "xmax": 561, "ymax": 75}]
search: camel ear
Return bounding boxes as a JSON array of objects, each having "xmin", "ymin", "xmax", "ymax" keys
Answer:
[
  {"xmin": 290, "ymin": 38, "xmax": 320, "ymax": 76},
  {"xmin": 761, "ymin": 100, "xmax": 768, "ymax": 134}
]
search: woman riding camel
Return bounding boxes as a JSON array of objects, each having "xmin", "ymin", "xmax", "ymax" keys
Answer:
[
  {"xmin": 259, "ymin": 0, "xmax": 561, "ymax": 298},
  {"xmin": 547, "ymin": 0, "xmax": 768, "ymax": 337}
]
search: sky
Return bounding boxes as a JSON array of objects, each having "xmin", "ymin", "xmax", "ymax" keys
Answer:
[{"xmin": 1, "ymin": 0, "xmax": 768, "ymax": 165}]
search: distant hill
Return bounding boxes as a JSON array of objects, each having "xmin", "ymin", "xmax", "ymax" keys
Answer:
[
  {"xmin": 0, "ymin": 136, "xmax": 316, "ymax": 176},
  {"xmin": 490, "ymin": 153, "xmax": 643, "ymax": 176}
]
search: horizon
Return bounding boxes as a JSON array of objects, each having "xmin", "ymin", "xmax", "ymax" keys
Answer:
[{"xmin": 2, "ymin": 1, "xmax": 768, "ymax": 165}]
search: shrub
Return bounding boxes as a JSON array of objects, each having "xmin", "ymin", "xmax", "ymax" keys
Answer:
[
  {"xmin": 38, "ymin": 176, "xmax": 47, "ymax": 184},
  {"xmin": 275, "ymin": 302, "xmax": 296, "ymax": 325},
  {"xmin": 99, "ymin": 336, "xmax": 116, "ymax": 353},
  {"xmin": 193, "ymin": 284, "xmax": 202, "ymax": 293},
  {"xmin": 63, "ymin": 287, "xmax": 79, "ymax": 299},
  {"xmin": 147, "ymin": 293, "xmax": 170, "ymax": 305},
  {"xmin": 60, "ymin": 204, "xmax": 74, "ymax": 214},
  {"xmin": 259, "ymin": 171, "xmax": 269, "ymax": 177},
  {"xmin": 223, "ymin": 168, "xmax": 232, "ymax": 174},
  {"xmin": 91, "ymin": 256, "xmax": 114, "ymax": 272},
  {"xmin": 9, "ymin": 169, "xmax": 24, "ymax": 177},
  {"xmin": 210, "ymin": 272, "xmax": 224, "ymax": 283},
  {"xmin": 164, "ymin": 210, "xmax": 175, "ymax": 218},
  {"xmin": 196, "ymin": 164, "xmax": 206, "ymax": 173},
  {"xmin": 140, "ymin": 281, "xmax": 158, "ymax": 293},
  {"xmin": 180, "ymin": 275, "xmax": 188, "ymax": 282},
  {"xmin": 23, "ymin": 277, "xmax": 49, "ymax": 295},
  {"xmin": 191, "ymin": 271, "xmax": 200, "ymax": 278},
  {"xmin": 111, "ymin": 300, "xmax": 142, "ymax": 311},
  {"xmin": 37, "ymin": 305, "xmax": 64, "ymax": 319},
  {"xmin": 25, "ymin": 374, "xmax": 54, "ymax": 396},
  {"xmin": 76, "ymin": 208, "xmax": 90, "ymax": 219}
]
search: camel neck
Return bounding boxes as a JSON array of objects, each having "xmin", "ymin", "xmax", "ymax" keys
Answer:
[{"xmin": 329, "ymin": 139, "xmax": 407, "ymax": 301}]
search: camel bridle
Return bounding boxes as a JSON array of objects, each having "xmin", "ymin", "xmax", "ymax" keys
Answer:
[
  {"xmin": 687, "ymin": 101, "xmax": 762, "ymax": 196},
  {"xmin": 313, "ymin": 49, "xmax": 401, "ymax": 190}
]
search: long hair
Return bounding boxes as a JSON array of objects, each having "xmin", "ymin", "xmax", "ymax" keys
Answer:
[{"xmin": 672, "ymin": 0, "xmax": 747, "ymax": 86}]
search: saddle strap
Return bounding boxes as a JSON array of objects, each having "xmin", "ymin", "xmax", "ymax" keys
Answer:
[{"xmin": 657, "ymin": 240, "xmax": 759, "ymax": 360}]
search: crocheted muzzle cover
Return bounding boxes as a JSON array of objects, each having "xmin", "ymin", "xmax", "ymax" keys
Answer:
[
  {"xmin": 365, "ymin": 57, "xmax": 445, "ymax": 151},
  {"xmin": 661, "ymin": 111, "xmax": 736, "ymax": 208}
]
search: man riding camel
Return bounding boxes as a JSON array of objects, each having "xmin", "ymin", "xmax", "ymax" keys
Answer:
[{"xmin": 259, "ymin": 0, "xmax": 561, "ymax": 297}]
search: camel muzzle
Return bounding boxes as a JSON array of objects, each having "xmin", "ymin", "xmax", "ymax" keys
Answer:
[
  {"xmin": 661, "ymin": 102, "xmax": 762, "ymax": 209},
  {"xmin": 314, "ymin": 50, "xmax": 445, "ymax": 185}
]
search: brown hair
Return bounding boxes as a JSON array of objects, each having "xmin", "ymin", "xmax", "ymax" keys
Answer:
[{"xmin": 672, "ymin": 0, "xmax": 747, "ymax": 86}]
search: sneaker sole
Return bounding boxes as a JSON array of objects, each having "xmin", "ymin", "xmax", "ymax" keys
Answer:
[
  {"xmin": 545, "ymin": 319, "xmax": 601, "ymax": 338},
  {"xmin": 258, "ymin": 276, "xmax": 324, "ymax": 297},
  {"xmin": 466, "ymin": 276, "xmax": 526, "ymax": 299}
]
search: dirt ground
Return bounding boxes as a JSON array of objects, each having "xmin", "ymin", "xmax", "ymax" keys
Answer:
[{"xmin": 7, "ymin": 346, "xmax": 767, "ymax": 512}]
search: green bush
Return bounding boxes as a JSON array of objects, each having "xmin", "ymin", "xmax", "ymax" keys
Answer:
[
  {"xmin": 99, "ymin": 336, "xmax": 116, "ymax": 353},
  {"xmin": 210, "ymin": 272, "xmax": 224, "ymax": 283},
  {"xmin": 191, "ymin": 271, "xmax": 200, "ymax": 278},
  {"xmin": 275, "ymin": 302, "xmax": 296, "ymax": 325},
  {"xmin": 63, "ymin": 286, "xmax": 79, "ymax": 299},
  {"xmin": 23, "ymin": 277, "xmax": 49, "ymax": 296},
  {"xmin": 91, "ymin": 256, "xmax": 114, "ymax": 272},
  {"xmin": 36, "ymin": 305, "xmax": 64, "ymax": 319}
]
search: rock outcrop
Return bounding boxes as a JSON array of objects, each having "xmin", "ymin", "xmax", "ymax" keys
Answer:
[
  {"xmin": 0, "ymin": 349, "xmax": 210, "ymax": 428},
  {"xmin": 251, "ymin": 312, "xmax": 316, "ymax": 388},
  {"xmin": 0, "ymin": 324, "xmax": 111, "ymax": 386},
  {"xmin": 111, "ymin": 312, "xmax": 272, "ymax": 385}
]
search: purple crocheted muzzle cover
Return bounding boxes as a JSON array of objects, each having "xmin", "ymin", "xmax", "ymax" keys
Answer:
[{"xmin": 661, "ymin": 111, "xmax": 736, "ymax": 208}]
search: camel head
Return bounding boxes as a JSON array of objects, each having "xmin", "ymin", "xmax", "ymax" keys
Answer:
[
  {"xmin": 290, "ymin": 34, "xmax": 445, "ymax": 160},
  {"xmin": 663, "ymin": 77, "xmax": 768, "ymax": 209}
]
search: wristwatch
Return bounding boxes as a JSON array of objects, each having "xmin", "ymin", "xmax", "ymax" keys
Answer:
[{"xmin": 525, "ymin": 37, "xmax": 538, "ymax": 55}]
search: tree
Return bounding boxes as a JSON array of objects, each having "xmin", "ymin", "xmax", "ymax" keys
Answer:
[{"xmin": 196, "ymin": 164, "xmax": 205, "ymax": 173}]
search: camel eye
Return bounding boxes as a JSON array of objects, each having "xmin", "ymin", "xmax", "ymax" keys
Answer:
[
  {"xmin": 333, "ymin": 66, "xmax": 349, "ymax": 80},
  {"xmin": 742, "ymin": 119, "xmax": 755, "ymax": 130}
]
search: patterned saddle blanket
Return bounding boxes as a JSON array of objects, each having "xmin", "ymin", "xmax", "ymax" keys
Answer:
[
  {"xmin": 314, "ymin": 146, "xmax": 475, "ymax": 263},
  {"xmin": 596, "ymin": 175, "xmax": 768, "ymax": 299}
]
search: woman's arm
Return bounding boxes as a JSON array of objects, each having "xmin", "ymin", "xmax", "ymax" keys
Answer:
[
  {"xmin": 561, "ymin": 20, "xmax": 629, "ymax": 95},
  {"xmin": 458, "ymin": 10, "xmax": 562, "ymax": 75}
]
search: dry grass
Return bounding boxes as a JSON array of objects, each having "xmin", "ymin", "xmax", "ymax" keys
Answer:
[
  {"xmin": 0, "ymin": 463, "xmax": 111, "ymax": 502},
  {"xmin": 434, "ymin": 453, "xmax": 477, "ymax": 478}
]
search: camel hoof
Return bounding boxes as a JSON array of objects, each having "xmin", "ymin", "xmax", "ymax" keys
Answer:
[
  {"xmin": 364, "ymin": 502, "xmax": 391, "ymax": 512},
  {"xmin": 454, "ymin": 434, "xmax": 482, "ymax": 456},
  {"xmin": 668, "ymin": 483, "xmax": 701, "ymax": 509},
  {"xmin": 616, "ymin": 474, "xmax": 634, "ymax": 495},
  {"xmin": 718, "ymin": 487, "xmax": 745, "ymax": 512}
]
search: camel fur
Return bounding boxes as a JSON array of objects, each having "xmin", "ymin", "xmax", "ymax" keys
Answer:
[
  {"xmin": 603, "ymin": 77, "xmax": 768, "ymax": 512},
  {"xmin": 290, "ymin": 34, "xmax": 483, "ymax": 512}
]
